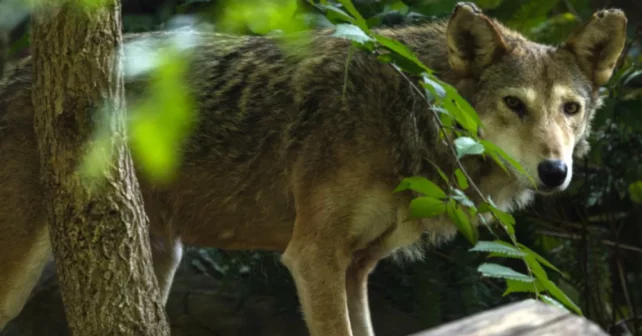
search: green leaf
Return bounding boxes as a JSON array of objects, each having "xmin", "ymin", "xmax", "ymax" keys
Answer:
[
  {"xmin": 365, "ymin": 15, "xmax": 382, "ymax": 28},
  {"xmin": 487, "ymin": 203, "xmax": 516, "ymax": 236},
  {"xmin": 422, "ymin": 76, "xmax": 446, "ymax": 98},
  {"xmin": 504, "ymin": 278, "xmax": 543, "ymax": 296},
  {"xmin": 469, "ymin": 241, "xmax": 526, "ymax": 257},
  {"xmin": 524, "ymin": 254, "xmax": 548, "ymax": 282},
  {"xmin": 507, "ymin": 0, "xmax": 560, "ymax": 33},
  {"xmin": 540, "ymin": 295, "xmax": 570, "ymax": 313},
  {"xmin": 336, "ymin": 0, "xmax": 368, "ymax": 30},
  {"xmin": 485, "ymin": 240, "xmax": 525, "ymax": 259},
  {"xmin": 447, "ymin": 201, "xmax": 477, "ymax": 244},
  {"xmin": 331, "ymin": 23, "xmax": 373, "ymax": 44},
  {"xmin": 384, "ymin": 0, "xmax": 409, "ymax": 12},
  {"xmin": 372, "ymin": 34, "xmax": 417, "ymax": 64},
  {"xmin": 481, "ymin": 140, "xmax": 535, "ymax": 187},
  {"xmin": 451, "ymin": 188, "xmax": 474, "ymax": 208},
  {"xmin": 517, "ymin": 243, "xmax": 563, "ymax": 275},
  {"xmin": 317, "ymin": 4, "xmax": 355, "ymax": 24},
  {"xmin": 629, "ymin": 181, "xmax": 642, "ymax": 203},
  {"xmin": 394, "ymin": 176, "xmax": 447, "ymax": 198},
  {"xmin": 477, "ymin": 202, "xmax": 492, "ymax": 213},
  {"xmin": 454, "ymin": 137, "xmax": 485, "ymax": 159},
  {"xmin": 386, "ymin": 51, "xmax": 429, "ymax": 75},
  {"xmin": 440, "ymin": 82, "xmax": 481, "ymax": 134},
  {"xmin": 542, "ymin": 279, "xmax": 582, "ymax": 315},
  {"xmin": 477, "ymin": 263, "xmax": 534, "ymax": 282},
  {"xmin": 372, "ymin": 34, "xmax": 432, "ymax": 74},
  {"xmin": 218, "ymin": 0, "xmax": 306, "ymax": 35},
  {"xmin": 124, "ymin": 46, "xmax": 195, "ymax": 183},
  {"xmin": 529, "ymin": 12, "xmax": 579, "ymax": 44},
  {"xmin": 454, "ymin": 168, "xmax": 469, "ymax": 190},
  {"xmin": 410, "ymin": 197, "xmax": 446, "ymax": 218}
]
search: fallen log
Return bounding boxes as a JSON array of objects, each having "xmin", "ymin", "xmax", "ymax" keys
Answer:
[{"xmin": 410, "ymin": 299, "xmax": 607, "ymax": 336}]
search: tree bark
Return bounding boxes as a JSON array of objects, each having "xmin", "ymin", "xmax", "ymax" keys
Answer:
[{"xmin": 30, "ymin": 1, "xmax": 170, "ymax": 335}]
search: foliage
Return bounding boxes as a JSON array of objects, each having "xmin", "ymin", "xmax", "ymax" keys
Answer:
[{"xmin": 3, "ymin": 0, "xmax": 641, "ymax": 333}]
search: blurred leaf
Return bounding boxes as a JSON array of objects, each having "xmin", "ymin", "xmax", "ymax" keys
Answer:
[
  {"xmin": 317, "ymin": 4, "xmax": 356, "ymax": 24},
  {"xmin": 384, "ymin": 0, "xmax": 409, "ymax": 13},
  {"xmin": 128, "ymin": 45, "xmax": 195, "ymax": 183},
  {"xmin": 336, "ymin": 0, "xmax": 369, "ymax": 30},
  {"xmin": 529, "ymin": 12, "xmax": 579, "ymax": 44},
  {"xmin": 331, "ymin": 23, "xmax": 373, "ymax": 43},
  {"xmin": 217, "ymin": 0, "xmax": 307, "ymax": 35},
  {"xmin": 629, "ymin": 181, "xmax": 642, "ymax": 203},
  {"xmin": 507, "ymin": 0, "xmax": 561, "ymax": 33}
]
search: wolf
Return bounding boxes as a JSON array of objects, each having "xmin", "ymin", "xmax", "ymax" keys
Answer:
[{"xmin": 0, "ymin": 2, "xmax": 627, "ymax": 336}]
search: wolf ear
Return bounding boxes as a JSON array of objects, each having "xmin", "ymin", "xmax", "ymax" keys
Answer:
[
  {"xmin": 446, "ymin": 2, "xmax": 508, "ymax": 76},
  {"xmin": 563, "ymin": 9, "xmax": 627, "ymax": 86}
]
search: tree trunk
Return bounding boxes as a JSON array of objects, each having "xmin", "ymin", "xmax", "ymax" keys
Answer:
[{"xmin": 30, "ymin": 1, "xmax": 170, "ymax": 335}]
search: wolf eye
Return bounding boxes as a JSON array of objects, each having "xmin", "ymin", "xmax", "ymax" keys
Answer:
[
  {"xmin": 563, "ymin": 102, "xmax": 580, "ymax": 115},
  {"xmin": 503, "ymin": 96, "xmax": 526, "ymax": 117}
]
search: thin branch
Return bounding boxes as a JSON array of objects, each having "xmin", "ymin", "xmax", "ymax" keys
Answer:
[
  {"xmin": 536, "ymin": 230, "xmax": 642, "ymax": 254},
  {"xmin": 390, "ymin": 66, "xmax": 486, "ymax": 199},
  {"xmin": 611, "ymin": 315, "xmax": 642, "ymax": 329},
  {"xmin": 381, "ymin": 59, "xmax": 538, "ymax": 294},
  {"xmin": 617, "ymin": 257, "xmax": 637, "ymax": 333}
]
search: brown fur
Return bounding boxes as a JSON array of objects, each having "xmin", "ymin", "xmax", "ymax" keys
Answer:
[{"xmin": 0, "ymin": 3, "xmax": 627, "ymax": 335}]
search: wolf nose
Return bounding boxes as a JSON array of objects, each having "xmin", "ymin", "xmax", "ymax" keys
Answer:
[{"xmin": 537, "ymin": 160, "xmax": 568, "ymax": 188}]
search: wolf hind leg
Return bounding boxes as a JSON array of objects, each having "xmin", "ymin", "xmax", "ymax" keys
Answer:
[
  {"xmin": 149, "ymin": 233, "xmax": 183, "ymax": 304},
  {"xmin": 346, "ymin": 251, "xmax": 383, "ymax": 336},
  {"xmin": 0, "ymin": 224, "xmax": 52, "ymax": 331},
  {"xmin": 0, "ymin": 128, "xmax": 52, "ymax": 331}
]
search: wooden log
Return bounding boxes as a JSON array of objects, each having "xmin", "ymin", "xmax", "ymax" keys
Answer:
[{"xmin": 409, "ymin": 299, "xmax": 607, "ymax": 336}]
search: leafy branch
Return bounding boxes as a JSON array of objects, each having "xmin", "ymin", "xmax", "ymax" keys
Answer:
[{"xmin": 313, "ymin": 0, "xmax": 582, "ymax": 315}]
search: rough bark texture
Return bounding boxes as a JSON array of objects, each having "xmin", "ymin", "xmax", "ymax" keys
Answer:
[{"xmin": 30, "ymin": 1, "xmax": 170, "ymax": 335}]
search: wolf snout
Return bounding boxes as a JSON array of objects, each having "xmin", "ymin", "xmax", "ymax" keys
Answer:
[{"xmin": 537, "ymin": 160, "xmax": 568, "ymax": 188}]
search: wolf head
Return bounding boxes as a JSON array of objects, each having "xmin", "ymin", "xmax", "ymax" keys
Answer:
[{"xmin": 446, "ymin": 2, "xmax": 627, "ymax": 194}]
